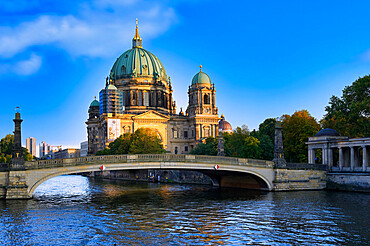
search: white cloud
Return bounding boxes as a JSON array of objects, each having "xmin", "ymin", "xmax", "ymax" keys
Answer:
[
  {"xmin": 0, "ymin": 1, "xmax": 177, "ymax": 59},
  {"xmin": 15, "ymin": 53, "xmax": 42, "ymax": 75},
  {"xmin": 0, "ymin": 53, "xmax": 42, "ymax": 75}
]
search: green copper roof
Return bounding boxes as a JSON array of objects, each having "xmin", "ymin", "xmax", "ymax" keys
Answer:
[
  {"xmin": 110, "ymin": 47, "xmax": 167, "ymax": 81},
  {"xmin": 90, "ymin": 99, "xmax": 99, "ymax": 107},
  {"xmin": 192, "ymin": 71, "xmax": 211, "ymax": 85}
]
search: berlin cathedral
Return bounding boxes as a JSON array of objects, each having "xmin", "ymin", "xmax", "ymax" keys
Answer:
[{"xmin": 86, "ymin": 21, "xmax": 232, "ymax": 155}]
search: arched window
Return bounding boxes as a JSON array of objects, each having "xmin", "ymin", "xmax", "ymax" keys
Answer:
[
  {"xmin": 204, "ymin": 126, "xmax": 210, "ymax": 137},
  {"xmin": 121, "ymin": 65, "xmax": 126, "ymax": 74},
  {"xmin": 204, "ymin": 94, "xmax": 210, "ymax": 104}
]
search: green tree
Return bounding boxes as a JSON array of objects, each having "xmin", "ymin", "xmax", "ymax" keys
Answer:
[
  {"xmin": 258, "ymin": 118, "xmax": 276, "ymax": 144},
  {"xmin": 321, "ymin": 75, "xmax": 370, "ymax": 137},
  {"xmin": 129, "ymin": 128, "xmax": 166, "ymax": 154},
  {"xmin": 258, "ymin": 134, "xmax": 274, "ymax": 160},
  {"xmin": 0, "ymin": 134, "xmax": 32, "ymax": 163},
  {"xmin": 108, "ymin": 133, "xmax": 132, "ymax": 154},
  {"xmin": 282, "ymin": 110, "xmax": 320, "ymax": 163},
  {"xmin": 190, "ymin": 137, "xmax": 218, "ymax": 156},
  {"xmin": 226, "ymin": 125, "xmax": 262, "ymax": 159},
  {"xmin": 248, "ymin": 129, "xmax": 274, "ymax": 160},
  {"xmin": 96, "ymin": 128, "xmax": 165, "ymax": 155}
]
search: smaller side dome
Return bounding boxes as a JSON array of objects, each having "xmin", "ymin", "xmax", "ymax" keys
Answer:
[
  {"xmin": 219, "ymin": 115, "xmax": 232, "ymax": 133},
  {"xmin": 90, "ymin": 97, "xmax": 99, "ymax": 107},
  {"xmin": 315, "ymin": 128, "xmax": 340, "ymax": 137},
  {"xmin": 106, "ymin": 84, "xmax": 117, "ymax": 90},
  {"xmin": 192, "ymin": 65, "xmax": 211, "ymax": 85}
]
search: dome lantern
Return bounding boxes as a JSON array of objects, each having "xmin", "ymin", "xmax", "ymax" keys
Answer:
[{"xmin": 132, "ymin": 18, "xmax": 142, "ymax": 48}]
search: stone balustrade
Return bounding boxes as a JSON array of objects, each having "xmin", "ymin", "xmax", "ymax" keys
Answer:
[{"xmin": 24, "ymin": 154, "xmax": 275, "ymax": 170}]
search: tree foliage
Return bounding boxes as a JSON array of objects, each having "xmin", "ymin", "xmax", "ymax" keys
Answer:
[
  {"xmin": 321, "ymin": 75, "xmax": 370, "ymax": 137},
  {"xmin": 282, "ymin": 110, "xmax": 320, "ymax": 163},
  {"xmin": 190, "ymin": 137, "xmax": 218, "ymax": 156},
  {"xmin": 0, "ymin": 134, "xmax": 32, "ymax": 163},
  {"xmin": 256, "ymin": 134, "xmax": 274, "ymax": 160},
  {"xmin": 96, "ymin": 128, "xmax": 166, "ymax": 155},
  {"xmin": 191, "ymin": 125, "xmax": 264, "ymax": 159},
  {"xmin": 226, "ymin": 125, "xmax": 262, "ymax": 159},
  {"xmin": 258, "ymin": 118, "xmax": 276, "ymax": 144}
]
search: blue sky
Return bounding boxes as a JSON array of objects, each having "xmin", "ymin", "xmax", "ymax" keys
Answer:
[{"xmin": 0, "ymin": 0, "xmax": 369, "ymax": 149}]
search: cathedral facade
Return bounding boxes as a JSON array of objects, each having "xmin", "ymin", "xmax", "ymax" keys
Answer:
[{"xmin": 86, "ymin": 22, "xmax": 231, "ymax": 155}]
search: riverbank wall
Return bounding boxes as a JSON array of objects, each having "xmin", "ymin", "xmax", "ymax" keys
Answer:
[
  {"xmin": 327, "ymin": 173, "xmax": 370, "ymax": 192},
  {"xmin": 273, "ymin": 169, "xmax": 326, "ymax": 191}
]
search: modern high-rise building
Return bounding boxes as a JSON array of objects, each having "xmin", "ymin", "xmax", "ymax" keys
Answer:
[
  {"xmin": 39, "ymin": 141, "xmax": 51, "ymax": 158},
  {"xmin": 80, "ymin": 141, "xmax": 88, "ymax": 157},
  {"xmin": 26, "ymin": 137, "xmax": 37, "ymax": 157}
]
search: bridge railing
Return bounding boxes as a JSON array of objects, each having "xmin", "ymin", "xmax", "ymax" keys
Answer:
[
  {"xmin": 275, "ymin": 162, "xmax": 327, "ymax": 171},
  {"xmin": 24, "ymin": 154, "xmax": 274, "ymax": 170}
]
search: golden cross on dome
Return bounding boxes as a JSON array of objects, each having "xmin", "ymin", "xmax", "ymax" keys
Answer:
[{"xmin": 199, "ymin": 64, "xmax": 202, "ymax": 71}]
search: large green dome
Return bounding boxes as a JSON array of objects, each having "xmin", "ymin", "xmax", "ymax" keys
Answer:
[
  {"xmin": 192, "ymin": 71, "xmax": 211, "ymax": 85},
  {"xmin": 110, "ymin": 47, "xmax": 167, "ymax": 80}
]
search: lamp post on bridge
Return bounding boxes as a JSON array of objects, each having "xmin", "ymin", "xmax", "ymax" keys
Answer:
[{"xmin": 11, "ymin": 107, "xmax": 25, "ymax": 170}]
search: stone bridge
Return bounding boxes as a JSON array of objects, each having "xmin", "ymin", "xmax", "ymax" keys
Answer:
[{"xmin": 0, "ymin": 154, "xmax": 327, "ymax": 199}]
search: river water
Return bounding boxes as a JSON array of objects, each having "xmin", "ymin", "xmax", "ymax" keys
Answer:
[{"xmin": 0, "ymin": 175, "xmax": 369, "ymax": 245}]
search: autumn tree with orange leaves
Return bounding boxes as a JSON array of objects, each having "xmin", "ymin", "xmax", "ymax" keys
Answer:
[{"xmin": 281, "ymin": 110, "xmax": 320, "ymax": 163}]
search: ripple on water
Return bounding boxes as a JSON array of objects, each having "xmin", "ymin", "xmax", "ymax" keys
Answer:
[{"xmin": 0, "ymin": 175, "xmax": 369, "ymax": 245}]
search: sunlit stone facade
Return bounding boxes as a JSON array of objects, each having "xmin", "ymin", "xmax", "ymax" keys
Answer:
[{"xmin": 86, "ymin": 21, "xmax": 230, "ymax": 155}]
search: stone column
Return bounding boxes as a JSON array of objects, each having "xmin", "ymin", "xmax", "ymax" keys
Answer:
[
  {"xmin": 308, "ymin": 148, "xmax": 315, "ymax": 164},
  {"xmin": 322, "ymin": 147, "xmax": 327, "ymax": 165},
  {"xmin": 153, "ymin": 90, "xmax": 157, "ymax": 107},
  {"xmin": 350, "ymin": 146, "xmax": 355, "ymax": 171},
  {"xmin": 130, "ymin": 91, "xmax": 134, "ymax": 106},
  {"xmin": 328, "ymin": 148, "xmax": 333, "ymax": 170},
  {"xmin": 339, "ymin": 147, "xmax": 343, "ymax": 171},
  {"xmin": 363, "ymin": 146, "xmax": 368, "ymax": 172}
]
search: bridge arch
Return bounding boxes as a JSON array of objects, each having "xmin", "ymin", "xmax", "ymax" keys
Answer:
[
  {"xmin": 201, "ymin": 170, "xmax": 272, "ymax": 190},
  {"xmin": 29, "ymin": 169, "xmax": 96, "ymax": 198},
  {"xmin": 23, "ymin": 154, "xmax": 275, "ymax": 198}
]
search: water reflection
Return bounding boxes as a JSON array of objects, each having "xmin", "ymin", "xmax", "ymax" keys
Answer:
[{"xmin": 0, "ymin": 175, "xmax": 368, "ymax": 245}]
